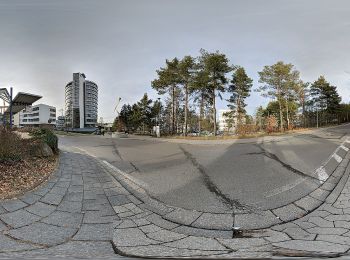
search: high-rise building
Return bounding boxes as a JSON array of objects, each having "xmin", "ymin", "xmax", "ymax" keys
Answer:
[{"xmin": 65, "ymin": 73, "xmax": 98, "ymax": 129}]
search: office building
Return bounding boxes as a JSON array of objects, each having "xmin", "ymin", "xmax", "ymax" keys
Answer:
[
  {"xmin": 65, "ymin": 73, "xmax": 98, "ymax": 129},
  {"xmin": 15, "ymin": 104, "xmax": 56, "ymax": 127}
]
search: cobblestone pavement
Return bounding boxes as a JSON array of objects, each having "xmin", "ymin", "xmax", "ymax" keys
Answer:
[
  {"xmin": 0, "ymin": 152, "xmax": 130, "ymax": 259},
  {"xmin": 2, "ymin": 148, "xmax": 350, "ymax": 258}
]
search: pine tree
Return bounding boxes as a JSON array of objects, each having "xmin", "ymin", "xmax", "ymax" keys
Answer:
[{"xmin": 226, "ymin": 67, "xmax": 253, "ymax": 128}]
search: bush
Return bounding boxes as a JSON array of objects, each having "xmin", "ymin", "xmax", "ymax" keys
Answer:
[
  {"xmin": 0, "ymin": 129, "xmax": 22, "ymax": 162},
  {"xmin": 30, "ymin": 128, "xmax": 58, "ymax": 153},
  {"xmin": 236, "ymin": 124, "xmax": 259, "ymax": 136}
]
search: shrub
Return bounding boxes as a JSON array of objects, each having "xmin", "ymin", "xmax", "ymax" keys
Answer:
[
  {"xmin": 236, "ymin": 124, "xmax": 259, "ymax": 136},
  {"xmin": 0, "ymin": 129, "xmax": 22, "ymax": 162},
  {"xmin": 266, "ymin": 115, "xmax": 278, "ymax": 133},
  {"xmin": 30, "ymin": 128, "xmax": 58, "ymax": 153}
]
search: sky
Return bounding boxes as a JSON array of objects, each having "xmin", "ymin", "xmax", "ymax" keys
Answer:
[{"xmin": 0, "ymin": 0, "xmax": 349, "ymax": 122}]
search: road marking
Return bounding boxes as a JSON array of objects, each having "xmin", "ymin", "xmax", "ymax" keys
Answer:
[
  {"xmin": 315, "ymin": 167, "xmax": 328, "ymax": 183},
  {"xmin": 333, "ymin": 153, "xmax": 343, "ymax": 163},
  {"xmin": 102, "ymin": 160, "xmax": 148, "ymax": 188},
  {"xmin": 264, "ymin": 177, "xmax": 308, "ymax": 198},
  {"xmin": 340, "ymin": 145, "xmax": 349, "ymax": 152}
]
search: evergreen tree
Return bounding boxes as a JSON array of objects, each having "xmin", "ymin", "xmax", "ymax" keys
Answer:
[
  {"xmin": 198, "ymin": 49, "xmax": 232, "ymax": 135},
  {"xmin": 226, "ymin": 66, "xmax": 253, "ymax": 127}
]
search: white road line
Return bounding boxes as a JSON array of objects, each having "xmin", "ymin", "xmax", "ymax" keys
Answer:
[
  {"xmin": 102, "ymin": 160, "xmax": 148, "ymax": 188},
  {"xmin": 333, "ymin": 153, "xmax": 343, "ymax": 163},
  {"xmin": 340, "ymin": 145, "xmax": 349, "ymax": 152},
  {"xmin": 264, "ymin": 177, "xmax": 308, "ymax": 198}
]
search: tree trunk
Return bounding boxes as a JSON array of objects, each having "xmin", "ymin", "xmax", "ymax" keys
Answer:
[
  {"xmin": 277, "ymin": 85, "xmax": 284, "ymax": 132},
  {"xmin": 213, "ymin": 89, "xmax": 217, "ymax": 136},
  {"xmin": 286, "ymin": 100, "xmax": 290, "ymax": 130},
  {"xmin": 278, "ymin": 99, "xmax": 283, "ymax": 132},
  {"xmin": 172, "ymin": 85, "xmax": 175, "ymax": 135},
  {"xmin": 199, "ymin": 93, "xmax": 203, "ymax": 136},
  {"xmin": 184, "ymin": 85, "xmax": 188, "ymax": 136}
]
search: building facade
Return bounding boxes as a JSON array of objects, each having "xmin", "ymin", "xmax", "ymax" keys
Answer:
[
  {"xmin": 56, "ymin": 116, "xmax": 65, "ymax": 130},
  {"xmin": 14, "ymin": 104, "xmax": 56, "ymax": 127},
  {"xmin": 218, "ymin": 109, "xmax": 235, "ymax": 132},
  {"xmin": 65, "ymin": 73, "xmax": 98, "ymax": 129}
]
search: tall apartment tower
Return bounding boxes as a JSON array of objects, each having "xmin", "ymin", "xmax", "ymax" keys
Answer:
[{"xmin": 65, "ymin": 73, "xmax": 98, "ymax": 129}]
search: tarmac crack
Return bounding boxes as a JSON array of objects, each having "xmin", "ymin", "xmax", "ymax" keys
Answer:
[
  {"xmin": 178, "ymin": 145, "xmax": 251, "ymax": 213},
  {"xmin": 253, "ymin": 143, "xmax": 320, "ymax": 182}
]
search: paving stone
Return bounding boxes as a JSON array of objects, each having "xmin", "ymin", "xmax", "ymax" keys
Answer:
[
  {"xmin": 26, "ymin": 202, "xmax": 56, "ymax": 217},
  {"xmin": 172, "ymin": 225, "xmax": 233, "ymax": 239},
  {"xmin": 218, "ymin": 237, "xmax": 268, "ymax": 250},
  {"xmin": 294, "ymin": 196, "xmax": 322, "ymax": 212},
  {"xmin": 319, "ymin": 204, "xmax": 343, "ymax": 214},
  {"xmin": 0, "ymin": 205, "xmax": 7, "ymax": 214},
  {"xmin": 309, "ymin": 188, "xmax": 331, "ymax": 201},
  {"xmin": 308, "ymin": 216, "xmax": 334, "ymax": 227},
  {"xmin": 164, "ymin": 208, "xmax": 202, "ymax": 226},
  {"xmin": 73, "ymin": 223, "xmax": 114, "ymax": 241},
  {"xmin": 1, "ymin": 200, "xmax": 27, "ymax": 212},
  {"xmin": 68, "ymin": 185, "xmax": 84, "ymax": 193},
  {"xmin": 118, "ymin": 245, "xmax": 229, "ymax": 257},
  {"xmin": 295, "ymin": 221, "xmax": 316, "ymax": 229},
  {"xmin": 83, "ymin": 211, "xmax": 119, "ymax": 224},
  {"xmin": 19, "ymin": 193, "xmax": 42, "ymax": 205},
  {"xmin": 41, "ymin": 211, "xmax": 83, "ymax": 228},
  {"xmin": 284, "ymin": 227, "xmax": 316, "ymax": 240},
  {"xmin": 118, "ymin": 211, "xmax": 136, "ymax": 218},
  {"xmin": 0, "ymin": 209, "xmax": 41, "ymax": 228},
  {"xmin": 64, "ymin": 192, "xmax": 83, "ymax": 202},
  {"xmin": 235, "ymin": 211, "xmax": 281, "ymax": 230},
  {"xmin": 307, "ymin": 210, "xmax": 331, "ymax": 218},
  {"xmin": 274, "ymin": 240, "xmax": 350, "ymax": 253},
  {"xmin": 191, "ymin": 213, "xmax": 233, "ymax": 230},
  {"xmin": 33, "ymin": 186, "xmax": 51, "ymax": 196},
  {"xmin": 0, "ymin": 233, "xmax": 42, "ymax": 252},
  {"xmin": 139, "ymin": 224, "xmax": 163, "ymax": 234},
  {"xmin": 0, "ymin": 220, "xmax": 8, "ymax": 231},
  {"xmin": 263, "ymin": 230, "xmax": 291, "ymax": 243},
  {"xmin": 128, "ymin": 195, "xmax": 143, "ymax": 205},
  {"xmin": 8, "ymin": 222, "xmax": 77, "ymax": 246},
  {"xmin": 132, "ymin": 217, "xmax": 150, "ymax": 226},
  {"xmin": 113, "ymin": 227, "xmax": 159, "ymax": 246},
  {"xmin": 321, "ymin": 182, "xmax": 337, "ymax": 191},
  {"xmin": 325, "ymin": 215, "xmax": 350, "ymax": 222},
  {"xmin": 30, "ymin": 241, "xmax": 116, "ymax": 256},
  {"xmin": 50, "ymin": 185, "xmax": 69, "ymax": 195},
  {"xmin": 316, "ymin": 234, "xmax": 350, "ymax": 245},
  {"xmin": 113, "ymin": 205, "xmax": 129, "ymax": 214},
  {"xmin": 335, "ymin": 221, "xmax": 350, "ymax": 229},
  {"xmin": 57, "ymin": 200, "xmax": 82, "ymax": 213},
  {"xmin": 115, "ymin": 219, "xmax": 137, "ymax": 229},
  {"xmin": 165, "ymin": 236, "xmax": 227, "ymax": 251},
  {"xmin": 271, "ymin": 222, "xmax": 299, "ymax": 231},
  {"xmin": 147, "ymin": 229, "xmax": 187, "ymax": 242},
  {"xmin": 272, "ymin": 204, "xmax": 306, "ymax": 222},
  {"xmin": 307, "ymin": 227, "xmax": 348, "ymax": 235},
  {"xmin": 40, "ymin": 192, "xmax": 64, "ymax": 205},
  {"xmin": 146, "ymin": 214, "xmax": 179, "ymax": 230}
]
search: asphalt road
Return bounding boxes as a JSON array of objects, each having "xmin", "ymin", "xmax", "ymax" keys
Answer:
[{"xmin": 58, "ymin": 124, "xmax": 350, "ymax": 213}]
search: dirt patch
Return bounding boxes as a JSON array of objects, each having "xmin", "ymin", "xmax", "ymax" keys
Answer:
[{"xmin": 0, "ymin": 155, "xmax": 58, "ymax": 199}]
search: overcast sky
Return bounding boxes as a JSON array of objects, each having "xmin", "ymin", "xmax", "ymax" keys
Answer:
[{"xmin": 0, "ymin": 0, "xmax": 349, "ymax": 122}]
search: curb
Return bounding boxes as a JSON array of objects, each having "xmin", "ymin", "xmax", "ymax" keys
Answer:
[{"xmin": 100, "ymin": 138, "xmax": 350, "ymax": 231}]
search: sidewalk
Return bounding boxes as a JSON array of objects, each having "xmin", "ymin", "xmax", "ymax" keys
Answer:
[
  {"xmin": 1, "ymin": 149, "xmax": 350, "ymax": 258},
  {"xmin": 0, "ymin": 152, "xmax": 128, "ymax": 259}
]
